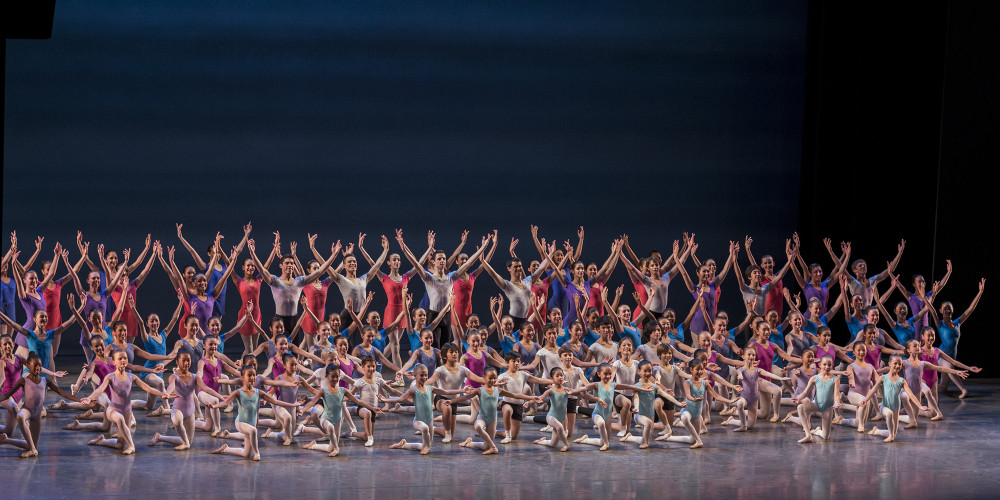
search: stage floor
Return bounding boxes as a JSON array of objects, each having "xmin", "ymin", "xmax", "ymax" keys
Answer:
[{"xmin": 4, "ymin": 374, "xmax": 1000, "ymax": 499}]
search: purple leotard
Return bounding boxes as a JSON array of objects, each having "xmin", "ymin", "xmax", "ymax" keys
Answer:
[
  {"xmin": 187, "ymin": 293, "xmax": 216, "ymax": 332},
  {"xmin": 803, "ymin": 280, "xmax": 830, "ymax": 314},
  {"xmin": 863, "ymin": 344, "xmax": 881, "ymax": 367},
  {"xmin": 92, "ymin": 360, "xmax": 115, "ymax": 397},
  {"xmin": 919, "ymin": 348, "xmax": 941, "ymax": 388},
  {"xmin": 902, "ymin": 358, "xmax": 924, "ymax": 395},
  {"xmin": 690, "ymin": 284, "xmax": 718, "ymax": 334},
  {"xmin": 79, "ymin": 291, "xmax": 109, "ymax": 347},
  {"xmin": 751, "ymin": 340, "xmax": 776, "ymax": 372},
  {"xmin": 338, "ymin": 358, "xmax": 354, "ymax": 388},
  {"xmin": 15, "ymin": 292, "xmax": 46, "ymax": 348},
  {"xmin": 815, "ymin": 344, "xmax": 837, "ymax": 361},
  {"xmin": 415, "ymin": 348, "xmax": 439, "ymax": 373},
  {"xmin": 562, "ymin": 281, "xmax": 592, "ymax": 327},
  {"xmin": 464, "ymin": 351, "xmax": 486, "ymax": 388},
  {"xmin": 793, "ymin": 369, "xmax": 815, "ymax": 398}
]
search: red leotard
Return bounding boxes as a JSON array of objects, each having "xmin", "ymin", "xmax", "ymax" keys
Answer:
[
  {"xmin": 530, "ymin": 281, "xmax": 549, "ymax": 330},
  {"xmin": 588, "ymin": 281, "xmax": 605, "ymax": 315},
  {"xmin": 452, "ymin": 275, "xmax": 476, "ymax": 326},
  {"xmin": 302, "ymin": 279, "xmax": 331, "ymax": 334},
  {"xmin": 236, "ymin": 276, "xmax": 262, "ymax": 336},
  {"xmin": 761, "ymin": 275, "xmax": 783, "ymax": 317},
  {"xmin": 380, "ymin": 273, "xmax": 410, "ymax": 329},
  {"xmin": 111, "ymin": 281, "xmax": 139, "ymax": 338},
  {"xmin": 631, "ymin": 279, "xmax": 649, "ymax": 323},
  {"xmin": 41, "ymin": 281, "xmax": 63, "ymax": 329}
]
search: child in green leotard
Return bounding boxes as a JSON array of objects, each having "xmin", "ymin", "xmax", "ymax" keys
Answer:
[
  {"xmin": 451, "ymin": 367, "xmax": 540, "ymax": 455},
  {"xmin": 384, "ymin": 364, "xmax": 464, "ymax": 455},
  {"xmin": 299, "ymin": 365, "xmax": 381, "ymax": 457}
]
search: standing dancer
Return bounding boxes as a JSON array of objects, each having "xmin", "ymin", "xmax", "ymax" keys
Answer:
[
  {"xmin": 925, "ymin": 278, "xmax": 985, "ymax": 397},
  {"xmin": 177, "ymin": 222, "xmax": 251, "ymax": 318},
  {"xmin": 316, "ymin": 233, "xmax": 388, "ymax": 346}
]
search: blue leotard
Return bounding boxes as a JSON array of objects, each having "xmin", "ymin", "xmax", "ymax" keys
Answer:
[{"xmin": 478, "ymin": 386, "xmax": 500, "ymax": 425}]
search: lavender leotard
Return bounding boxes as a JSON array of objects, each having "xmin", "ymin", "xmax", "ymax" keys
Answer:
[
  {"xmin": 415, "ymin": 348, "xmax": 439, "ymax": 373},
  {"xmin": 79, "ymin": 291, "xmax": 109, "ymax": 347},
  {"xmin": 23, "ymin": 376, "xmax": 46, "ymax": 417},
  {"xmin": 850, "ymin": 362, "xmax": 875, "ymax": 397},
  {"xmin": 172, "ymin": 374, "xmax": 199, "ymax": 419},
  {"xmin": 515, "ymin": 341, "xmax": 538, "ymax": 368},
  {"xmin": 740, "ymin": 368, "xmax": 760, "ymax": 405},
  {"xmin": 15, "ymin": 292, "xmax": 46, "ymax": 348},
  {"xmin": 187, "ymin": 293, "xmax": 216, "ymax": 332},
  {"xmin": 108, "ymin": 373, "xmax": 133, "ymax": 415},
  {"xmin": 793, "ymin": 369, "xmax": 815, "ymax": 399}
]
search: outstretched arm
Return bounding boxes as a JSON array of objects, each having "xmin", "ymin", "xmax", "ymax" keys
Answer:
[{"xmin": 958, "ymin": 278, "xmax": 986, "ymax": 324}]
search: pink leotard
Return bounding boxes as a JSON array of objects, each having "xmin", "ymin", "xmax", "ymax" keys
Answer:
[
  {"xmin": 752, "ymin": 340, "xmax": 776, "ymax": 372},
  {"xmin": 920, "ymin": 348, "xmax": 941, "ymax": 387},
  {"xmin": 201, "ymin": 357, "xmax": 222, "ymax": 392},
  {"xmin": 2, "ymin": 355, "xmax": 24, "ymax": 402}
]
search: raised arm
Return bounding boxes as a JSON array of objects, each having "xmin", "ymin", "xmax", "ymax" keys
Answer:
[
  {"xmin": 395, "ymin": 230, "xmax": 428, "ymax": 281},
  {"xmin": 127, "ymin": 234, "xmax": 152, "ymax": 274},
  {"xmin": 176, "ymin": 224, "xmax": 208, "ymax": 270},
  {"xmin": 210, "ymin": 248, "xmax": 240, "ymax": 298},
  {"xmin": 445, "ymin": 230, "xmax": 469, "ymax": 269},
  {"xmin": 246, "ymin": 239, "xmax": 276, "ymax": 287},
  {"xmin": 958, "ymin": 278, "xmax": 986, "ymax": 324}
]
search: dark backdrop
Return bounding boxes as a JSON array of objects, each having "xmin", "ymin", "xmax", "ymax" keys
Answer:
[{"xmin": 4, "ymin": 1, "xmax": 991, "ymax": 373}]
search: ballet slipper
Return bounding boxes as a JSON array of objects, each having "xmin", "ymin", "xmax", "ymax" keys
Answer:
[
  {"xmin": 389, "ymin": 439, "xmax": 406, "ymax": 449},
  {"xmin": 210, "ymin": 444, "xmax": 228, "ymax": 454},
  {"xmin": 49, "ymin": 400, "xmax": 68, "ymax": 410},
  {"xmin": 733, "ymin": 426, "xmax": 747, "ymax": 432},
  {"xmin": 252, "ymin": 453, "xmax": 261, "ymax": 461},
  {"xmin": 148, "ymin": 433, "xmax": 160, "ymax": 446},
  {"xmin": 959, "ymin": 389, "xmax": 968, "ymax": 399},
  {"xmin": 573, "ymin": 434, "xmax": 588, "ymax": 443},
  {"xmin": 122, "ymin": 447, "xmax": 136, "ymax": 455},
  {"xmin": 482, "ymin": 447, "xmax": 498, "ymax": 455},
  {"xmin": 19, "ymin": 450, "xmax": 39, "ymax": 458},
  {"xmin": 500, "ymin": 436, "xmax": 512, "ymax": 444},
  {"xmin": 174, "ymin": 444, "xmax": 190, "ymax": 451},
  {"xmin": 883, "ymin": 436, "xmax": 895, "ymax": 443},
  {"xmin": 689, "ymin": 441, "xmax": 704, "ymax": 449},
  {"xmin": 460, "ymin": 437, "xmax": 473, "ymax": 448},
  {"xmin": 419, "ymin": 446, "xmax": 430, "ymax": 455},
  {"xmin": 88, "ymin": 434, "xmax": 105, "ymax": 445},
  {"xmin": 638, "ymin": 442, "xmax": 649, "ymax": 449},
  {"xmin": 798, "ymin": 435, "xmax": 813, "ymax": 444},
  {"xmin": 327, "ymin": 449, "xmax": 340, "ymax": 457},
  {"xmin": 559, "ymin": 445, "xmax": 570, "ymax": 452},
  {"xmin": 867, "ymin": 427, "xmax": 879, "ymax": 435},
  {"xmin": 619, "ymin": 433, "xmax": 632, "ymax": 442},
  {"xmin": 599, "ymin": 443, "xmax": 609, "ymax": 451},
  {"xmin": 64, "ymin": 420, "xmax": 83, "ymax": 430},
  {"xmin": 931, "ymin": 414, "xmax": 943, "ymax": 421}
]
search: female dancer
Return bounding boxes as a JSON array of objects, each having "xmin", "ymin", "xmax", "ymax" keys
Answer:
[
  {"xmin": 10, "ymin": 244, "xmax": 60, "ymax": 357},
  {"xmin": 167, "ymin": 247, "xmax": 237, "ymax": 335},
  {"xmin": 451, "ymin": 367, "xmax": 542, "ymax": 454},
  {"xmin": 148, "ymin": 350, "xmax": 225, "ymax": 450},
  {"xmin": 900, "ymin": 339, "xmax": 968, "ymax": 422},
  {"xmin": 232, "ymin": 253, "xmax": 264, "ymax": 357},
  {"xmin": 917, "ymin": 326, "xmax": 981, "ymax": 404},
  {"xmin": 176, "ymin": 222, "xmax": 251, "ymax": 318},
  {"xmin": 0, "ymin": 299, "xmax": 80, "ymax": 371},
  {"xmin": 725, "ymin": 348, "xmax": 788, "ymax": 432},
  {"xmin": 670, "ymin": 358, "xmax": 733, "ymax": 449},
  {"xmin": 363, "ymin": 234, "xmax": 430, "ymax": 367},
  {"xmin": 532, "ymin": 366, "xmax": 573, "ymax": 452},
  {"xmin": 746, "ymin": 319, "xmax": 800, "ymax": 421},
  {"xmin": 249, "ymin": 237, "xmax": 338, "ymax": 334},
  {"xmin": 860, "ymin": 355, "xmax": 930, "ymax": 443},
  {"xmin": 840, "ymin": 343, "xmax": 877, "ymax": 432},
  {"xmin": 38, "ymin": 247, "xmax": 86, "ymax": 365},
  {"xmin": 104, "ymin": 302, "xmax": 175, "ymax": 413},
  {"xmin": 790, "ymin": 236, "xmax": 849, "ymax": 314},
  {"xmin": 925, "ymin": 278, "xmax": 985, "ymax": 397},
  {"xmin": 76, "ymin": 231, "xmax": 151, "ymax": 292},
  {"xmin": 0, "ymin": 352, "xmax": 82, "ymax": 457},
  {"xmin": 845, "ymin": 240, "xmax": 905, "ymax": 306},
  {"xmin": 260, "ymin": 353, "xmax": 317, "ymax": 446},
  {"xmin": 301, "ymin": 364, "xmax": 382, "ymax": 457},
  {"xmin": 619, "ymin": 360, "xmax": 686, "ymax": 448},
  {"xmin": 210, "ymin": 365, "xmax": 302, "ymax": 461},
  {"xmin": 791, "ymin": 355, "xmax": 842, "ymax": 444},
  {"xmin": 67, "ymin": 245, "xmax": 126, "ymax": 361},
  {"xmin": 875, "ymin": 276, "xmax": 930, "ymax": 346},
  {"xmin": 675, "ymin": 241, "xmax": 732, "ymax": 334},
  {"xmin": 733, "ymin": 241, "xmax": 793, "ymax": 317},
  {"xmin": 79, "ymin": 350, "xmax": 174, "ymax": 455},
  {"xmin": 572, "ymin": 363, "xmax": 638, "ymax": 450}
]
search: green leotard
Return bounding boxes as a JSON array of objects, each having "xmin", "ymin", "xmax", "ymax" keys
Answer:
[
  {"xmin": 683, "ymin": 379, "xmax": 706, "ymax": 417},
  {"xmin": 321, "ymin": 388, "xmax": 345, "ymax": 425},
  {"xmin": 414, "ymin": 385, "xmax": 434, "ymax": 428},
  {"xmin": 881, "ymin": 374, "xmax": 904, "ymax": 412},
  {"xmin": 594, "ymin": 382, "xmax": 615, "ymax": 421},
  {"xmin": 478, "ymin": 387, "xmax": 500, "ymax": 425},
  {"xmin": 636, "ymin": 384, "xmax": 658, "ymax": 419},
  {"xmin": 236, "ymin": 388, "xmax": 260, "ymax": 426},
  {"xmin": 813, "ymin": 375, "xmax": 836, "ymax": 411},
  {"xmin": 547, "ymin": 389, "xmax": 568, "ymax": 422}
]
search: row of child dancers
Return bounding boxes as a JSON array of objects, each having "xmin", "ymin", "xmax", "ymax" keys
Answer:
[{"xmin": 0, "ymin": 226, "xmax": 986, "ymax": 458}]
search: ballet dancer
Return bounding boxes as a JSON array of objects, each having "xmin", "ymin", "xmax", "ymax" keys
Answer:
[
  {"xmin": 210, "ymin": 366, "xmax": 302, "ymax": 460},
  {"xmin": 0, "ymin": 352, "xmax": 82, "ymax": 457},
  {"xmin": 148, "ymin": 350, "xmax": 225, "ymax": 450},
  {"xmin": 791, "ymin": 356, "xmax": 842, "ymax": 444}
]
